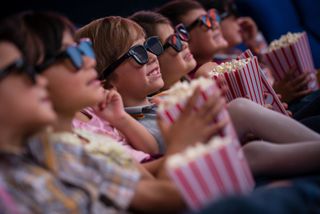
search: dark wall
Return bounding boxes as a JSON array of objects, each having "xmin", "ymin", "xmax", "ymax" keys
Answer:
[{"xmin": 2, "ymin": 0, "xmax": 170, "ymax": 26}]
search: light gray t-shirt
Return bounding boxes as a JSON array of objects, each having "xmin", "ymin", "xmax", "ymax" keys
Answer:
[{"xmin": 125, "ymin": 104, "xmax": 165, "ymax": 154}]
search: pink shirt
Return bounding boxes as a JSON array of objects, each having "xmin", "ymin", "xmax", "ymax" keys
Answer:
[{"xmin": 72, "ymin": 107, "xmax": 151, "ymax": 162}]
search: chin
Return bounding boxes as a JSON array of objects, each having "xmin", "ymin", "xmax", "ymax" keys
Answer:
[{"xmin": 149, "ymin": 79, "xmax": 164, "ymax": 94}]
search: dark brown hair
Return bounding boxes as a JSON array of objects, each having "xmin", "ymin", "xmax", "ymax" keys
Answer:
[
  {"xmin": 21, "ymin": 11, "xmax": 76, "ymax": 63},
  {"xmin": 129, "ymin": 11, "xmax": 171, "ymax": 37},
  {"xmin": 0, "ymin": 12, "xmax": 43, "ymax": 65},
  {"xmin": 156, "ymin": 0, "xmax": 204, "ymax": 26}
]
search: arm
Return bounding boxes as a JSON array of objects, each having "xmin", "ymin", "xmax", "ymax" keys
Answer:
[{"xmin": 94, "ymin": 89, "xmax": 158, "ymax": 154}]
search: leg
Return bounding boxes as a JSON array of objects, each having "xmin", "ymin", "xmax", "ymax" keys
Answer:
[
  {"xmin": 227, "ymin": 98, "xmax": 320, "ymax": 143},
  {"xmin": 242, "ymin": 141, "xmax": 320, "ymax": 177}
]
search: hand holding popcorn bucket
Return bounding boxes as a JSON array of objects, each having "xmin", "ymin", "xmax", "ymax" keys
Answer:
[
  {"xmin": 166, "ymin": 137, "xmax": 255, "ymax": 210},
  {"xmin": 262, "ymin": 32, "xmax": 318, "ymax": 91},
  {"xmin": 157, "ymin": 77, "xmax": 239, "ymax": 146}
]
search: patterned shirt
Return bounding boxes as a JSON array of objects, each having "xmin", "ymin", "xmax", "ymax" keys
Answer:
[
  {"xmin": 28, "ymin": 129, "xmax": 141, "ymax": 213},
  {"xmin": 0, "ymin": 151, "xmax": 89, "ymax": 214}
]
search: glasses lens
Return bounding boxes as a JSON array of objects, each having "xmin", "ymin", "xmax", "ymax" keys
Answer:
[
  {"xmin": 79, "ymin": 40, "xmax": 96, "ymax": 59},
  {"xmin": 145, "ymin": 37, "xmax": 163, "ymax": 56},
  {"xmin": 201, "ymin": 15, "xmax": 213, "ymax": 29},
  {"xmin": 65, "ymin": 46, "xmax": 83, "ymax": 69},
  {"xmin": 176, "ymin": 24, "xmax": 189, "ymax": 41},
  {"xmin": 168, "ymin": 34, "xmax": 183, "ymax": 52},
  {"xmin": 130, "ymin": 45, "xmax": 148, "ymax": 65}
]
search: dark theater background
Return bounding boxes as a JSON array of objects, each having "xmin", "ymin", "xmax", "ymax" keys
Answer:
[{"xmin": 1, "ymin": 0, "xmax": 170, "ymax": 26}]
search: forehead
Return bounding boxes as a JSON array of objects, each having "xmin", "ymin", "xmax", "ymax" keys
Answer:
[
  {"xmin": 131, "ymin": 37, "xmax": 145, "ymax": 47},
  {"xmin": 0, "ymin": 42, "xmax": 21, "ymax": 69},
  {"xmin": 61, "ymin": 30, "xmax": 76, "ymax": 48},
  {"xmin": 182, "ymin": 9, "xmax": 207, "ymax": 26},
  {"xmin": 155, "ymin": 23, "xmax": 174, "ymax": 43}
]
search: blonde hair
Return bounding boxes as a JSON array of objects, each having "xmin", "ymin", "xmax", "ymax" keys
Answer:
[{"xmin": 76, "ymin": 16, "xmax": 145, "ymax": 82}]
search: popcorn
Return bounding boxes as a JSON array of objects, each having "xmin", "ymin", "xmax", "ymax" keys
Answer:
[
  {"xmin": 166, "ymin": 136, "xmax": 255, "ymax": 210},
  {"xmin": 158, "ymin": 77, "xmax": 214, "ymax": 111},
  {"xmin": 262, "ymin": 32, "xmax": 318, "ymax": 90},
  {"xmin": 268, "ymin": 32, "xmax": 303, "ymax": 52},
  {"xmin": 208, "ymin": 57, "xmax": 265, "ymax": 105},
  {"xmin": 209, "ymin": 59, "xmax": 250, "ymax": 76}
]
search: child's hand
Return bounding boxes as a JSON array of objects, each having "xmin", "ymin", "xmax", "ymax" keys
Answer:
[
  {"xmin": 158, "ymin": 87, "xmax": 228, "ymax": 152},
  {"xmin": 93, "ymin": 89, "xmax": 127, "ymax": 124},
  {"xmin": 237, "ymin": 17, "xmax": 258, "ymax": 46},
  {"xmin": 194, "ymin": 62, "xmax": 218, "ymax": 78},
  {"xmin": 273, "ymin": 69, "xmax": 313, "ymax": 103}
]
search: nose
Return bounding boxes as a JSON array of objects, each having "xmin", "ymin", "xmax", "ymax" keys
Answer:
[
  {"xmin": 35, "ymin": 74, "xmax": 48, "ymax": 87},
  {"xmin": 147, "ymin": 51, "xmax": 157, "ymax": 64},
  {"xmin": 82, "ymin": 55, "xmax": 97, "ymax": 69},
  {"xmin": 181, "ymin": 41, "xmax": 188, "ymax": 50}
]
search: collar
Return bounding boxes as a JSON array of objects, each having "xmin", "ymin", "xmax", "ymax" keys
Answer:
[{"xmin": 125, "ymin": 103, "xmax": 157, "ymax": 114}]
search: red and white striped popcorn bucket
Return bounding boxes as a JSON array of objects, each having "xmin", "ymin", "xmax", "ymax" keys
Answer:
[
  {"xmin": 166, "ymin": 137, "xmax": 255, "ymax": 210},
  {"xmin": 262, "ymin": 32, "xmax": 318, "ymax": 91},
  {"xmin": 212, "ymin": 57, "xmax": 265, "ymax": 106},
  {"xmin": 239, "ymin": 50, "xmax": 289, "ymax": 115},
  {"xmin": 157, "ymin": 79, "xmax": 239, "ymax": 146}
]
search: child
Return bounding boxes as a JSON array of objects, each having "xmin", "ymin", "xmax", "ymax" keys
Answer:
[{"xmin": 0, "ymin": 14, "xmax": 89, "ymax": 213}]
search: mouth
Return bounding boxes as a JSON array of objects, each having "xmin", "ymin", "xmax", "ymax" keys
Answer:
[
  {"xmin": 147, "ymin": 66, "xmax": 161, "ymax": 78},
  {"xmin": 212, "ymin": 29, "xmax": 223, "ymax": 40},
  {"xmin": 87, "ymin": 74, "xmax": 101, "ymax": 87},
  {"xmin": 183, "ymin": 51, "xmax": 194, "ymax": 61}
]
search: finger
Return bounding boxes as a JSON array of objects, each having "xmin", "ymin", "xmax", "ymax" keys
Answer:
[
  {"xmin": 293, "ymin": 88, "xmax": 312, "ymax": 98},
  {"xmin": 203, "ymin": 97, "xmax": 226, "ymax": 124},
  {"xmin": 205, "ymin": 118, "xmax": 229, "ymax": 139},
  {"xmin": 286, "ymin": 110, "xmax": 293, "ymax": 117},
  {"xmin": 183, "ymin": 87, "xmax": 202, "ymax": 115},
  {"xmin": 291, "ymin": 73, "xmax": 310, "ymax": 87},
  {"xmin": 282, "ymin": 102, "xmax": 288, "ymax": 109}
]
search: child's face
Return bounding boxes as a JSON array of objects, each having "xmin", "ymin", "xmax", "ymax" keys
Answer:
[
  {"xmin": 220, "ymin": 15, "xmax": 242, "ymax": 47},
  {"xmin": 157, "ymin": 23, "xmax": 197, "ymax": 89},
  {"xmin": 111, "ymin": 37, "xmax": 164, "ymax": 101},
  {"xmin": 41, "ymin": 31, "xmax": 104, "ymax": 114},
  {"xmin": 0, "ymin": 42, "xmax": 56, "ymax": 133},
  {"xmin": 182, "ymin": 8, "xmax": 228, "ymax": 59}
]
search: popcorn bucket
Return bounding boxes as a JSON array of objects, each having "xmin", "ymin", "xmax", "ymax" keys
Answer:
[
  {"xmin": 211, "ymin": 57, "xmax": 265, "ymax": 106},
  {"xmin": 239, "ymin": 50, "xmax": 289, "ymax": 115},
  {"xmin": 262, "ymin": 32, "xmax": 318, "ymax": 91},
  {"xmin": 166, "ymin": 137, "xmax": 255, "ymax": 210},
  {"xmin": 158, "ymin": 78, "xmax": 239, "ymax": 145}
]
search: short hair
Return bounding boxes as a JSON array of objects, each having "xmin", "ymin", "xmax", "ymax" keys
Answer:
[
  {"xmin": 129, "ymin": 10, "xmax": 171, "ymax": 37},
  {"xmin": 156, "ymin": 0, "xmax": 204, "ymax": 26},
  {"xmin": 21, "ymin": 11, "xmax": 76, "ymax": 63},
  {"xmin": 76, "ymin": 16, "xmax": 145, "ymax": 83},
  {"xmin": 0, "ymin": 12, "xmax": 43, "ymax": 65}
]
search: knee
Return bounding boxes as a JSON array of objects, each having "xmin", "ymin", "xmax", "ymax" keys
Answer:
[{"xmin": 227, "ymin": 98, "xmax": 253, "ymax": 116}]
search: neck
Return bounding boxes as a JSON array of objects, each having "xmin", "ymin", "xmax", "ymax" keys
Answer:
[
  {"xmin": 0, "ymin": 125, "xmax": 26, "ymax": 154},
  {"xmin": 51, "ymin": 112, "xmax": 75, "ymax": 133},
  {"xmin": 122, "ymin": 95, "xmax": 151, "ymax": 107}
]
